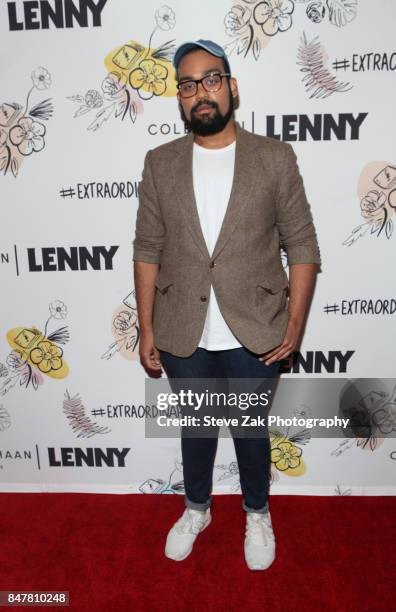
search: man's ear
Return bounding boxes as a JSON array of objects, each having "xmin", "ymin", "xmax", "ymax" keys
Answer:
[{"xmin": 230, "ymin": 77, "xmax": 239, "ymax": 100}]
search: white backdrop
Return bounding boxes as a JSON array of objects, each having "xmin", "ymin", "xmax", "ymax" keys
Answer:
[{"xmin": 1, "ymin": 0, "xmax": 395, "ymax": 496}]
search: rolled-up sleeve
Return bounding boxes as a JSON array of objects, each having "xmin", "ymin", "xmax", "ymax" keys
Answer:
[
  {"xmin": 133, "ymin": 149, "xmax": 165, "ymax": 264},
  {"xmin": 275, "ymin": 143, "xmax": 321, "ymax": 267}
]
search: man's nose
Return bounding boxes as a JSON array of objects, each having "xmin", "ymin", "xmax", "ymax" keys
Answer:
[{"xmin": 196, "ymin": 80, "xmax": 207, "ymax": 95}]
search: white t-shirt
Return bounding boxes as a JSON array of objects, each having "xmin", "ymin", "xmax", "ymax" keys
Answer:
[{"xmin": 192, "ymin": 139, "xmax": 242, "ymax": 350}]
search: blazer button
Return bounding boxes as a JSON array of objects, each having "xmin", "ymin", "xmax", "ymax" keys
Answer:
[
  {"xmin": 209, "ymin": 261, "xmax": 216, "ymax": 268},
  {"xmin": 200, "ymin": 296, "xmax": 207, "ymax": 302},
  {"xmin": 162, "ymin": 287, "xmax": 168, "ymax": 294}
]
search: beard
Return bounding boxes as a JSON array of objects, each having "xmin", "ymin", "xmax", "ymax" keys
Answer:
[{"xmin": 182, "ymin": 87, "xmax": 234, "ymax": 136}]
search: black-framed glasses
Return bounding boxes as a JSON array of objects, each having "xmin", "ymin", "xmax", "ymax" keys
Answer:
[{"xmin": 177, "ymin": 72, "xmax": 231, "ymax": 98}]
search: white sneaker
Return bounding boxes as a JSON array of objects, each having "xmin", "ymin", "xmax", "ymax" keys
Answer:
[
  {"xmin": 244, "ymin": 511, "xmax": 276, "ymax": 570},
  {"xmin": 165, "ymin": 507, "xmax": 212, "ymax": 561}
]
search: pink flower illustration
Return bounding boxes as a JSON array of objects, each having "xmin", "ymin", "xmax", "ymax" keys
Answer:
[
  {"xmin": 101, "ymin": 71, "xmax": 126, "ymax": 100},
  {"xmin": 9, "ymin": 116, "xmax": 46, "ymax": 156},
  {"xmin": 360, "ymin": 190, "xmax": 387, "ymax": 222},
  {"xmin": 113, "ymin": 310, "xmax": 137, "ymax": 335},
  {"xmin": 0, "ymin": 128, "xmax": 7, "ymax": 149}
]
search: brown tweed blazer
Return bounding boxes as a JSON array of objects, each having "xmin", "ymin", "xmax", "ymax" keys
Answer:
[{"xmin": 133, "ymin": 121, "xmax": 321, "ymax": 357}]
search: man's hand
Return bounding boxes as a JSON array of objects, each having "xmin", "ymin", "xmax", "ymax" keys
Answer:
[
  {"xmin": 259, "ymin": 318, "xmax": 302, "ymax": 365},
  {"xmin": 258, "ymin": 262, "xmax": 319, "ymax": 366},
  {"xmin": 139, "ymin": 331, "xmax": 163, "ymax": 372}
]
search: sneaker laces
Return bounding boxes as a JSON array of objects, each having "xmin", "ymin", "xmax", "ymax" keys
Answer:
[
  {"xmin": 246, "ymin": 513, "xmax": 274, "ymax": 546},
  {"xmin": 175, "ymin": 509, "xmax": 208, "ymax": 535}
]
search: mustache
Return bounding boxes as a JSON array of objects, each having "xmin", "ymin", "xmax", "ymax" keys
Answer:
[{"xmin": 192, "ymin": 100, "xmax": 219, "ymax": 113}]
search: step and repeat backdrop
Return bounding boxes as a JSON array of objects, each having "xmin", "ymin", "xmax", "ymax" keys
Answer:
[{"xmin": 1, "ymin": 0, "xmax": 395, "ymax": 496}]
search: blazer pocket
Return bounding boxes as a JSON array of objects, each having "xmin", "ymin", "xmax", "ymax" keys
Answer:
[
  {"xmin": 256, "ymin": 277, "xmax": 289, "ymax": 294},
  {"xmin": 155, "ymin": 277, "xmax": 174, "ymax": 295},
  {"xmin": 255, "ymin": 277, "xmax": 289, "ymax": 319}
]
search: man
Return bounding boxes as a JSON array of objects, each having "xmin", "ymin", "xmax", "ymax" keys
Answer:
[{"xmin": 133, "ymin": 40, "xmax": 321, "ymax": 570}]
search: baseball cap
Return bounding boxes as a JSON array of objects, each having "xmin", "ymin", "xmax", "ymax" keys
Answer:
[{"xmin": 173, "ymin": 39, "xmax": 231, "ymax": 79}]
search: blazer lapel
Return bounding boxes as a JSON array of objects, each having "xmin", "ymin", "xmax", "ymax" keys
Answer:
[
  {"xmin": 171, "ymin": 121, "xmax": 261, "ymax": 260},
  {"xmin": 211, "ymin": 122, "xmax": 260, "ymax": 260},
  {"xmin": 172, "ymin": 131, "xmax": 211, "ymax": 259}
]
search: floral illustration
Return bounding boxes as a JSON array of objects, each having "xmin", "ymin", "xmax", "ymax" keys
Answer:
[
  {"xmin": 271, "ymin": 440, "xmax": 302, "ymax": 470},
  {"xmin": 0, "ymin": 67, "xmax": 53, "ymax": 177},
  {"xmin": 155, "ymin": 5, "xmax": 176, "ymax": 30},
  {"xmin": 343, "ymin": 162, "xmax": 396, "ymax": 246},
  {"xmin": 223, "ymin": 0, "xmax": 358, "ymax": 61},
  {"xmin": 269, "ymin": 405, "xmax": 311, "ymax": 476},
  {"xmin": 30, "ymin": 341, "xmax": 63, "ymax": 374},
  {"xmin": 129, "ymin": 59, "xmax": 168, "ymax": 99},
  {"xmin": 306, "ymin": 1, "xmax": 326, "ymax": 23},
  {"xmin": 0, "ymin": 300, "xmax": 70, "ymax": 396},
  {"xmin": 63, "ymin": 390, "xmax": 111, "ymax": 438},
  {"xmin": 9, "ymin": 117, "xmax": 46, "ymax": 156},
  {"xmin": 102, "ymin": 290, "xmax": 140, "ymax": 361},
  {"xmin": 50, "ymin": 299, "xmax": 68, "ymax": 319},
  {"xmin": 31, "ymin": 66, "xmax": 52, "ymax": 90},
  {"xmin": 68, "ymin": 5, "xmax": 177, "ymax": 131},
  {"xmin": 326, "ymin": 0, "xmax": 357, "ymax": 27},
  {"xmin": 336, "ymin": 380, "xmax": 396, "ymax": 452},
  {"xmin": 360, "ymin": 191, "xmax": 387, "ymax": 222},
  {"xmin": 139, "ymin": 458, "xmax": 184, "ymax": 494},
  {"xmin": 0, "ymin": 404, "xmax": 11, "ymax": 431},
  {"xmin": 215, "ymin": 405, "xmax": 310, "ymax": 480},
  {"xmin": 297, "ymin": 33, "xmax": 352, "ymax": 98},
  {"xmin": 224, "ymin": 4, "xmax": 252, "ymax": 37},
  {"xmin": 371, "ymin": 390, "xmax": 396, "ymax": 435},
  {"xmin": 291, "ymin": 0, "xmax": 357, "ymax": 26},
  {"xmin": 254, "ymin": 0, "xmax": 295, "ymax": 36},
  {"xmin": 215, "ymin": 460, "xmax": 242, "ymax": 492}
]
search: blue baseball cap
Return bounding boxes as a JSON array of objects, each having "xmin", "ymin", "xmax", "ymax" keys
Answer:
[{"xmin": 173, "ymin": 39, "xmax": 231, "ymax": 79}]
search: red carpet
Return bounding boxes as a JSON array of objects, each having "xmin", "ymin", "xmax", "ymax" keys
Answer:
[{"xmin": 0, "ymin": 494, "xmax": 395, "ymax": 611}]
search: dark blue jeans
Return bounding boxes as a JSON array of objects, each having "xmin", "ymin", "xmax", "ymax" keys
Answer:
[{"xmin": 159, "ymin": 346, "xmax": 280, "ymax": 514}]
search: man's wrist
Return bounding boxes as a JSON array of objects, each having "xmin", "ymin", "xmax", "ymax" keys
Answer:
[{"xmin": 287, "ymin": 312, "xmax": 305, "ymax": 327}]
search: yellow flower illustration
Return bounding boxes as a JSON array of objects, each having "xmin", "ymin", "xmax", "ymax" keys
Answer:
[
  {"xmin": 129, "ymin": 59, "xmax": 168, "ymax": 99},
  {"xmin": 30, "ymin": 341, "xmax": 63, "ymax": 373},
  {"xmin": 271, "ymin": 440, "xmax": 302, "ymax": 471},
  {"xmin": 7, "ymin": 318, "xmax": 69, "ymax": 382},
  {"xmin": 104, "ymin": 40, "xmax": 177, "ymax": 98}
]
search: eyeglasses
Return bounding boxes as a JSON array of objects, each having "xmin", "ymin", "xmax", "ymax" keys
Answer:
[{"xmin": 177, "ymin": 72, "xmax": 231, "ymax": 98}]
